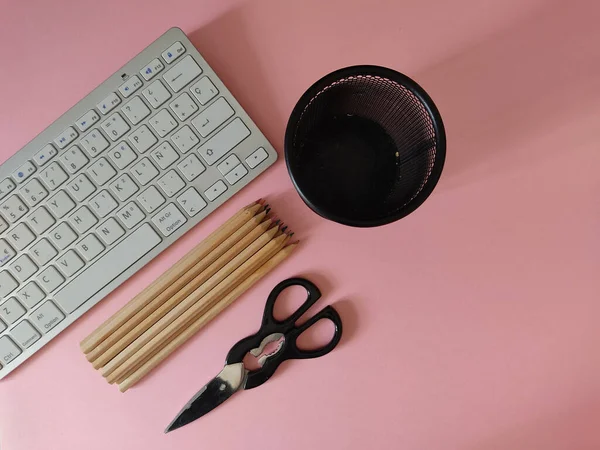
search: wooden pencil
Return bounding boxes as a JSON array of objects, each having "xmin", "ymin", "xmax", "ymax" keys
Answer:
[
  {"xmin": 87, "ymin": 211, "xmax": 271, "ymax": 365},
  {"xmin": 105, "ymin": 233, "xmax": 290, "ymax": 384},
  {"xmin": 91, "ymin": 219, "xmax": 277, "ymax": 369},
  {"xmin": 118, "ymin": 242, "xmax": 298, "ymax": 392},
  {"xmin": 80, "ymin": 201, "xmax": 262, "ymax": 354},
  {"xmin": 101, "ymin": 231, "xmax": 287, "ymax": 381}
]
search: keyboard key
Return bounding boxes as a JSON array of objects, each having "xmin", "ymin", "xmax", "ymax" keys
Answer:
[
  {"xmin": 47, "ymin": 190, "xmax": 75, "ymax": 218},
  {"xmin": 75, "ymin": 110, "xmax": 100, "ymax": 132},
  {"xmin": 142, "ymin": 80, "xmax": 171, "ymax": 108},
  {"xmin": 0, "ymin": 238, "xmax": 15, "ymax": 266},
  {"xmin": 198, "ymin": 118, "xmax": 251, "ymax": 165},
  {"xmin": 97, "ymin": 218, "xmax": 125, "ymax": 245},
  {"xmin": 152, "ymin": 203, "xmax": 187, "ymax": 236},
  {"xmin": 205, "ymin": 180, "xmax": 227, "ymax": 202},
  {"xmin": 17, "ymin": 282, "xmax": 45, "ymax": 308},
  {"xmin": 140, "ymin": 58, "xmax": 164, "ymax": 81},
  {"xmin": 157, "ymin": 170, "xmax": 185, "ymax": 197},
  {"xmin": 177, "ymin": 187, "xmax": 207, "ymax": 217},
  {"xmin": 54, "ymin": 126, "xmax": 78, "ymax": 149},
  {"xmin": 59, "ymin": 145, "xmax": 89, "ymax": 174},
  {"xmin": 39, "ymin": 162, "xmax": 68, "ymax": 190},
  {"xmin": 0, "ymin": 240, "xmax": 15, "ymax": 267},
  {"xmin": 191, "ymin": 97, "xmax": 234, "ymax": 138},
  {"xmin": 131, "ymin": 158, "xmax": 159, "ymax": 185},
  {"xmin": 55, "ymin": 224, "xmax": 161, "ymax": 313},
  {"xmin": 151, "ymin": 142, "xmax": 179, "ymax": 169},
  {"xmin": 225, "ymin": 164, "xmax": 248, "ymax": 186},
  {"xmin": 129, "ymin": 125, "xmax": 158, "ymax": 153},
  {"xmin": 162, "ymin": 41, "xmax": 185, "ymax": 64},
  {"xmin": 81, "ymin": 129, "xmax": 110, "ymax": 157},
  {"xmin": 117, "ymin": 202, "xmax": 145, "ymax": 229},
  {"xmin": 30, "ymin": 239, "xmax": 58, "ymax": 266},
  {"xmin": 101, "ymin": 112, "xmax": 130, "ymax": 141},
  {"xmin": 12, "ymin": 161, "xmax": 36, "ymax": 183},
  {"xmin": 33, "ymin": 144, "xmax": 58, "ymax": 166},
  {"xmin": 49, "ymin": 222, "xmax": 78, "ymax": 250},
  {"xmin": 37, "ymin": 266, "xmax": 65, "ymax": 293},
  {"xmin": 6, "ymin": 223, "xmax": 35, "ymax": 251},
  {"xmin": 163, "ymin": 55, "xmax": 202, "ymax": 92},
  {"xmin": 10, "ymin": 255, "xmax": 37, "ymax": 282},
  {"xmin": 27, "ymin": 206, "xmax": 55, "ymax": 234},
  {"xmin": 1, "ymin": 297, "xmax": 25, "ymax": 325},
  {"xmin": 67, "ymin": 173, "xmax": 96, "ymax": 201},
  {"xmin": 56, "ymin": 250, "xmax": 85, "ymax": 277},
  {"xmin": 97, "ymin": 92, "xmax": 121, "ymax": 115},
  {"xmin": 0, "ymin": 336, "xmax": 21, "ymax": 365},
  {"xmin": 118, "ymin": 75, "xmax": 143, "ymax": 98},
  {"xmin": 177, "ymin": 154, "xmax": 205, "ymax": 181},
  {"xmin": 1, "ymin": 195, "xmax": 28, "ymax": 223},
  {"xmin": 0, "ymin": 178, "xmax": 16, "ymax": 200},
  {"xmin": 110, "ymin": 174, "xmax": 139, "ymax": 201},
  {"xmin": 0, "ymin": 320, "xmax": 4, "ymax": 333},
  {"xmin": 69, "ymin": 206, "xmax": 98, "ymax": 233},
  {"xmin": 11, "ymin": 321, "xmax": 41, "ymax": 348},
  {"xmin": 171, "ymin": 125, "xmax": 199, "ymax": 153},
  {"xmin": 190, "ymin": 77, "xmax": 219, "ymax": 105},
  {"xmin": 88, "ymin": 157, "xmax": 117, "ymax": 185},
  {"xmin": 217, "ymin": 154, "xmax": 241, "ymax": 175},
  {"xmin": 149, "ymin": 109, "xmax": 178, "ymax": 137},
  {"xmin": 77, "ymin": 234, "xmax": 105, "ymax": 261},
  {"xmin": 30, "ymin": 301, "xmax": 65, "ymax": 333},
  {"xmin": 108, "ymin": 142, "xmax": 137, "ymax": 169},
  {"xmin": 0, "ymin": 217, "xmax": 6, "ymax": 234},
  {"xmin": 169, "ymin": 92, "xmax": 198, "ymax": 121},
  {"xmin": 0, "ymin": 273, "xmax": 19, "ymax": 300},
  {"xmin": 122, "ymin": 96, "xmax": 150, "ymax": 125},
  {"xmin": 137, "ymin": 186, "xmax": 165, "ymax": 213},
  {"xmin": 19, "ymin": 178, "xmax": 48, "ymax": 206},
  {"xmin": 89, "ymin": 190, "xmax": 118, "ymax": 217}
]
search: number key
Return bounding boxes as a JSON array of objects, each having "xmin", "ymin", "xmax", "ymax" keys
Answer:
[
  {"xmin": 39, "ymin": 162, "xmax": 68, "ymax": 190},
  {"xmin": 19, "ymin": 178, "xmax": 48, "ymax": 206},
  {"xmin": 101, "ymin": 112, "xmax": 130, "ymax": 141},
  {"xmin": 59, "ymin": 145, "xmax": 89, "ymax": 174},
  {"xmin": 81, "ymin": 128, "xmax": 110, "ymax": 157},
  {"xmin": 0, "ymin": 195, "xmax": 28, "ymax": 223}
]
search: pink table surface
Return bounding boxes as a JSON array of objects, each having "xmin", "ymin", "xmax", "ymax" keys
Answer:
[{"xmin": 1, "ymin": 0, "xmax": 599, "ymax": 448}]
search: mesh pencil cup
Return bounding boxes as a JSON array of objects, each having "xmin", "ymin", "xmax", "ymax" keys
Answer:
[{"xmin": 284, "ymin": 65, "xmax": 446, "ymax": 227}]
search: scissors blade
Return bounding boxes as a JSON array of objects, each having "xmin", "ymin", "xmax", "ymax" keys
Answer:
[{"xmin": 165, "ymin": 363, "xmax": 246, "ymax": 433}]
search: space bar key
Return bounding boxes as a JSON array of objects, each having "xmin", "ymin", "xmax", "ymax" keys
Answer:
[{"xmin": 54, "ymin": 224, "xmax": 162, "ymax": 314}]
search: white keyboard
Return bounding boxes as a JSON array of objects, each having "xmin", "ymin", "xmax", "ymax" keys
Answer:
[{"xmin": 0, "ymin": 27, "xmax": 277, "ymax": 379}]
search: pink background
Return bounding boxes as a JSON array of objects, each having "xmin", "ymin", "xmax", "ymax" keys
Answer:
[{"xmin": 1, "ymin": 0, "xmax": 599, "ymax": 448}]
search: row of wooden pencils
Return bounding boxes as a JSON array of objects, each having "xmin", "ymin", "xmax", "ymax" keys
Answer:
[{"xmin": 79, "ymin": 200, "xmax": 298, "ymax": 392}]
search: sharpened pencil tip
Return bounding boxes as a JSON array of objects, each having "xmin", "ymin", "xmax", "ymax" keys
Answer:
[
  {"xmin": 288, "ymin": 232, "xmax": 294, "ymax": 238},
  {"xmin": 265, "ymin": 207, "xmax": 271, "ymax": 214},
  {"xmin": 281, "ymin": 225, "xmax": 288, "ymax": 233},
  {"xmin": 287, "ymin": 240, "xmax": 300, "ymax": 246},
  {"xmin": 257, "ymin": 198, "xmax": 264, "ymax": 205}
]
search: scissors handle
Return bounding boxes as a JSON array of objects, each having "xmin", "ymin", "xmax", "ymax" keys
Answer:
[{"xmin": 225, "ymin": 278, "xmax": 343, "ymax": 390}]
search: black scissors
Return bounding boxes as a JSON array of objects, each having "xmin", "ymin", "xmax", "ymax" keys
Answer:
[{"xmin": 165, "ymin": 277, "xmax": 343, "ymax": 433}]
